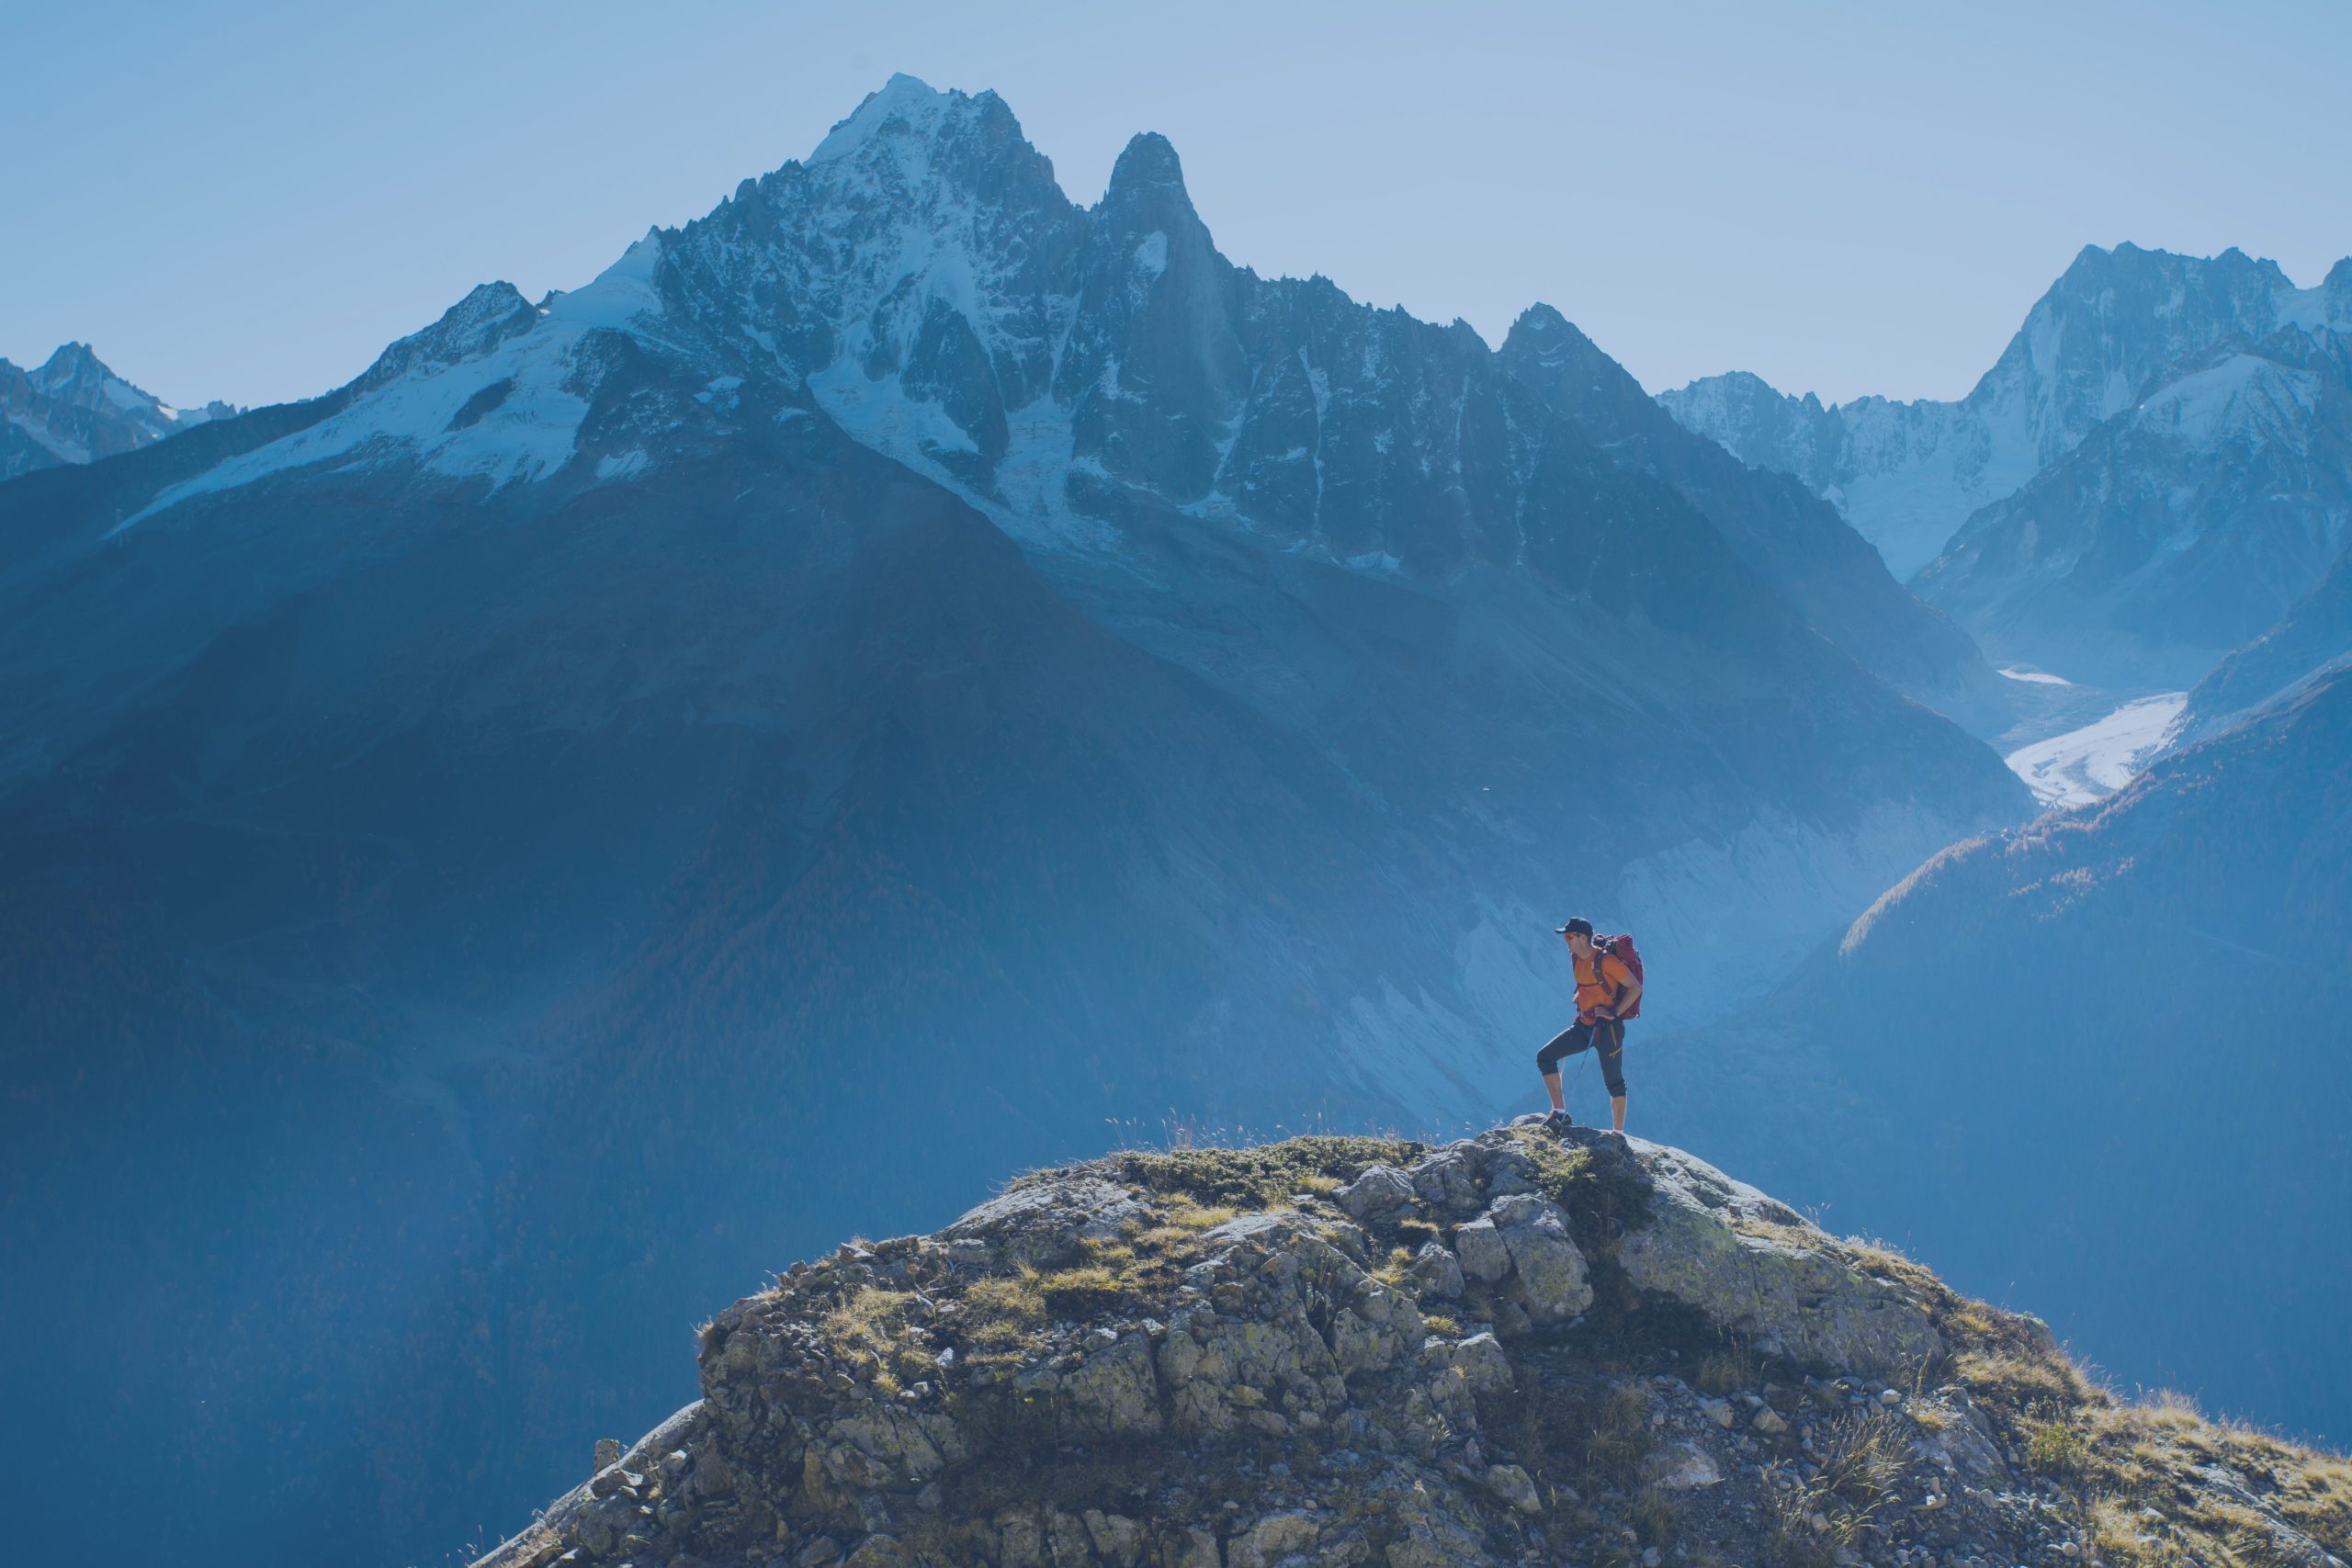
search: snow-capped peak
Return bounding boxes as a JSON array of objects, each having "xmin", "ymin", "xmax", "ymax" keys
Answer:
[
  {"xmin": 1659, "ymin": 242, "xmax": 2352, "ymax": 577},
  {"xmin": 547, "ymin": 228, "xmax": 668, "ymax": 331},
  {"xmin": 808, "ymin": 73, "xmax": 957, "ymax": 164},
  {"xmin": 114, "ymin": 252, "xmax": 670, "ymax": 533},
  {"xmin": 2132, "ymin": 350, "xmax": 2322, "ymax": 449},
  {"xmin": 2, "ymin": 343, "xmax": 238, "ymax": 478}
]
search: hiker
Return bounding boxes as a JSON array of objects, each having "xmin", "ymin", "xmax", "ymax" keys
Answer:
[{"xmin": 1537, "ymin": 917, "xmax": 1640, "ymax": 1134}]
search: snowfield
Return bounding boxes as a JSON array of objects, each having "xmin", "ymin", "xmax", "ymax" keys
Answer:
[{"xmin": 2004, "ymin": 692, "xmax": 2188, "ymax": 807}]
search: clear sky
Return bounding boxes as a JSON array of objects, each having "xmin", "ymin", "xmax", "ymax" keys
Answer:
[{"xmin": 7, "ymin": 0, "xmax": 2347, "ymax": 412}]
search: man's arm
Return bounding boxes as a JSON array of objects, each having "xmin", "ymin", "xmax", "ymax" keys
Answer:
[{"xmin": 1600, "ymin": 957, "xmax": 1640, "ymax": 1018}]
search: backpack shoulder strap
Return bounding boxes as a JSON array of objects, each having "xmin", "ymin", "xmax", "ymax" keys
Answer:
[{"xmin": 1592, "ymin": 942, "xmax": 1624, "ymax": 996}]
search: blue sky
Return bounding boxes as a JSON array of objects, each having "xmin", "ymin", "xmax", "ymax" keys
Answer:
[{"xmin": 7, "ymin": 0, "xmax": 2347, "ymax": 411}]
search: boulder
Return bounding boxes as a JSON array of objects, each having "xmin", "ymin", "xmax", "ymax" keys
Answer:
[
  {"xmin": 997, "ymin": 1512, "xmax": 1046, "ymax": 1568},
  {"xmin": 1427, "ymin": 1331, "xmax": 1515, "ymax": 1396},
  {"xmin": 1487, "ymin": 1194, "xmax": 1592, "ymax": 1323},
  {"xmin": 524, "ymin": 1402, "xmax": 712, "ymax": 1552},
  {"xmin": 1451, "ymin": 1217, "xmax": 1511, "ymax": 1284},
  {"xmin": 1904, "ymin": 1395, "xmax": 2007, "ymax": 1480},
  {"xmin": 1482, "ymin": 1145, "xmax": 1539, "ymax": 1199},
  {"xmin": 1408, "ymin": 1148, "xmax": 1487, "ymax": 1212},
  {"xmin": 1647, "ymin": 1441, "xmax": 1724, "ymax": 1490},
  {"xmin": 1045, "ymin": 1509, "xmax": 1093, "ymax": 1568},
  {"xmin": 1168, "ymin": 1527, "xmax": 1222, "ymax": 1568},
  {"xmin": 1615, "ymin": 1146, "xmax": 1941, "ymax": 1378},
  {"xmin": 1227, "ymin": 1509, "xmax": 1320, "ymax": 1568},
  {"xmin": 1408, "ymin": 1242, "xmax": 1464, "ymax": 1300},
  {"xmin": 1485, "ymin": 1462, "xmax": 1543, "ymax": 1514},
  {"xmin": 1082, "ymin": 1509, "xmax": 1145, "ymax": 1568},
  {"xmin": 942, "ymin": 1176, "xmax": 1150, "ymax": 1268},
  {"xmin": 1063, "ymin": 1333, "xmax": 1165, "ymax": 1436},
  {"xmin": 1384, "ymin": 1509, "xmax": 1487, "ymax": 1568},
  {"xmin": 1198, "ymin": 1213, "xmax": 1295, "ymax": 1248},
  {"xmin": 1335, "ymin": 1165, "xmax": 1418, "ymax": 1224},
  {"xmin": 844, "ymin": 1535, "xmax": 910, "ymax": 1568}
]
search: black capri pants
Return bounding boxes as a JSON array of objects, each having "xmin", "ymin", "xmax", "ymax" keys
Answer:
[{"xmin": 1537, "ymin": 1019, "xmax": 1627, "ymax": 1098}]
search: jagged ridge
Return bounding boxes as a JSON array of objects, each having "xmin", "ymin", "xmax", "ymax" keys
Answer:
[
  {"xmin": 0, "ymin": 342, "xmax": 236, "ymax": 479},
  {"xmin": 471, "ymin": 1126, "xmax": 2350, "ymax": 1568},
  {"xmin": 1659, "ymin": 244, "xmax": 2352, "ymax": 582}
]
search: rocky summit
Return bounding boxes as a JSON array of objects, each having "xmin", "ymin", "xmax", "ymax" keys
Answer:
[
  {"xmin": 469, "ymin": 1126, "xmax": 2349, "ymax": 1568},
  {"xmin": 0, "ymin": 342, "xmax": 235, "ymax": 479}
]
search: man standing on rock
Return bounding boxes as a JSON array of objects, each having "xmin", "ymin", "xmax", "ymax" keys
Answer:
[{"xmin": 1537, "ymin": 918, "xmax": 1638, "ymax": 1134}]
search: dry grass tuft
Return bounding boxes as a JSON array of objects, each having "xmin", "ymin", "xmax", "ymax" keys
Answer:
[
  {"xmin": 820, "ymin": 1287, "xmax": 930, "ymax": 1393},
  {"xmin": 959, "ymin": 1270, "xmax": 1047, "ymax": 1362},
  {"xmin": 2023, "ymin": 1417, "xmax": 2090, "ymax": 1482},
  {"xmin": 1815, "ymin": 1404, "xmax": 1912, "ymax": 1512},
  {"xmin": 1107, "ymin": 1135, "xmax": 1420, "ymax": 1211},
  {"xmin": 1758, "ymin": 1406, "xmax": 1916, "ymax": 1568},
  {"xmin": 1629, "ymin": 1485, "xmax": 1678, "ymax": 1547},
  {"xmin": 1586, "ymin": 1385, "xmax": 1656, "ymax": 1488},
  {"xmin": 1691, "ymin": 1337, "xmax": 1760, "ymax": 1397},
  {"xmin": 1763, "ymin": 1461, "xmax": 1864, "ymax": 1568}
]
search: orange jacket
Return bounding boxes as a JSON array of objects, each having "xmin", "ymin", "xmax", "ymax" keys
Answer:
[{"xmin": 1574, "ymin": 951, "xmax": 1634, "ymax": 1018}]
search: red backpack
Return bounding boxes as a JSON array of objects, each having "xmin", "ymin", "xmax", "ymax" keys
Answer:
[{"xmin": 1592, "ymin": 933, "xmax": 1645, "ymax": 1020}]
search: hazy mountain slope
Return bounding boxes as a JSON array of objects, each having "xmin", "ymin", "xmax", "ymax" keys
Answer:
[
  {"xmin": 1652, "ymin": 668, "xmax": 2352, "ymax": 1446},
  {"xmin": 1661, "ymin": 245, "xmax": 2352, "ymax": 578},
  {"xmin": 2177, "ymin": 536, "xmax": 2352, "ymax": 740},
  {"xmin": 0, "ymin": 78, "xmax": 2028, "ymax": 1568},
  {"xmin": 1915, "ymin": 330, "xmax": 2352, "ymax": 689},
  {"xmin": 1498, "ymin": 305, "xmax": 2009, "ymax": 733},
  {"xmin": 0, "ymin": 341, "xmax": 235, "ymax": 478},
  {"xmin": 3, "ymin": 407, "xmax": 1464, "ymax": 1566}
]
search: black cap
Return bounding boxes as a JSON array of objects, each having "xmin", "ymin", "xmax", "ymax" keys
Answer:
[{"xmin": 1555, "ymin": 917, "xmax": 1595, "ymax": 937}]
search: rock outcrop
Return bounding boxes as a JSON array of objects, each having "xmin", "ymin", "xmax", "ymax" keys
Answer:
[{"xmin": 469, "ymin": 1124, "xmax": 2351, "ymax": 1568}]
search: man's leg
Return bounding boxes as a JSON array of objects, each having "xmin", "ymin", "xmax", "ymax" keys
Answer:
[
  {"xmin": 1535, "ymin": 1025, "xmax": 1583, "ymax": 1113},
  {"xmin": 1599, "ymin": 1020, "xmax": 1629, "ymax": 1133}
]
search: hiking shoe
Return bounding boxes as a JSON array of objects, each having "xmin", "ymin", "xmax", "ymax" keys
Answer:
[{"xmin": 1544, "ymin": 1110, "xmax": 1574, "ymax": 1132}]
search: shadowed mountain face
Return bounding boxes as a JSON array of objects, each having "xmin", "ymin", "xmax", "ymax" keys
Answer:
[
  {"xmin": 1654, "ymin": 668, "xmax": 2352, "ymax": 1448},
  {"xmin": 2178, "ymin": 536, "xmax": 2352, "ymax": 740},
  {"xmin": 0, "ymin": 341, "xmax": 235, "ymax": 478},
  {"xmin": 1661, "ymin": 245, "xmax": 2352, "ymax": 585},
  {"xmin": 1498, "ymin": 306, "xmax": 2009, "ymax": 734},
  {"xmin": 0, "ymin": 78, "xmax": 2026, "ymax": 1568}
]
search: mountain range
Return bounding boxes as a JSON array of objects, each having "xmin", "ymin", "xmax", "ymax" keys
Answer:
[
  {"xmin": 1916, "ymin": 320, "xmax": 2352, "ymax": 691},
  {"xmin": 1660, "ymin": 243, "xmax": 2352, "ymax": 585},
  {"xmin": 1, "ymin": 341, "xmax": 234, "ymax": 479},
  {"xmin": 0, "ymin": 78, "xmax": 2030, "ymax": 1568}
]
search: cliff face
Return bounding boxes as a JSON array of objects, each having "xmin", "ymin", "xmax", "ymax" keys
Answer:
[{"xmin": 469, "ymin": 1126, "xmax": 2350, "ymax": 1568}]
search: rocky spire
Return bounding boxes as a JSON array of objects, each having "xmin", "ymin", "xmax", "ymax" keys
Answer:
[
  {"xmin": 1055, "ymin": 131, "xmax": 1246, "ymax": 500},
  {"xmin": 1098, "ymin": 132, "xmax": 1198, "ymax": 229}
]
